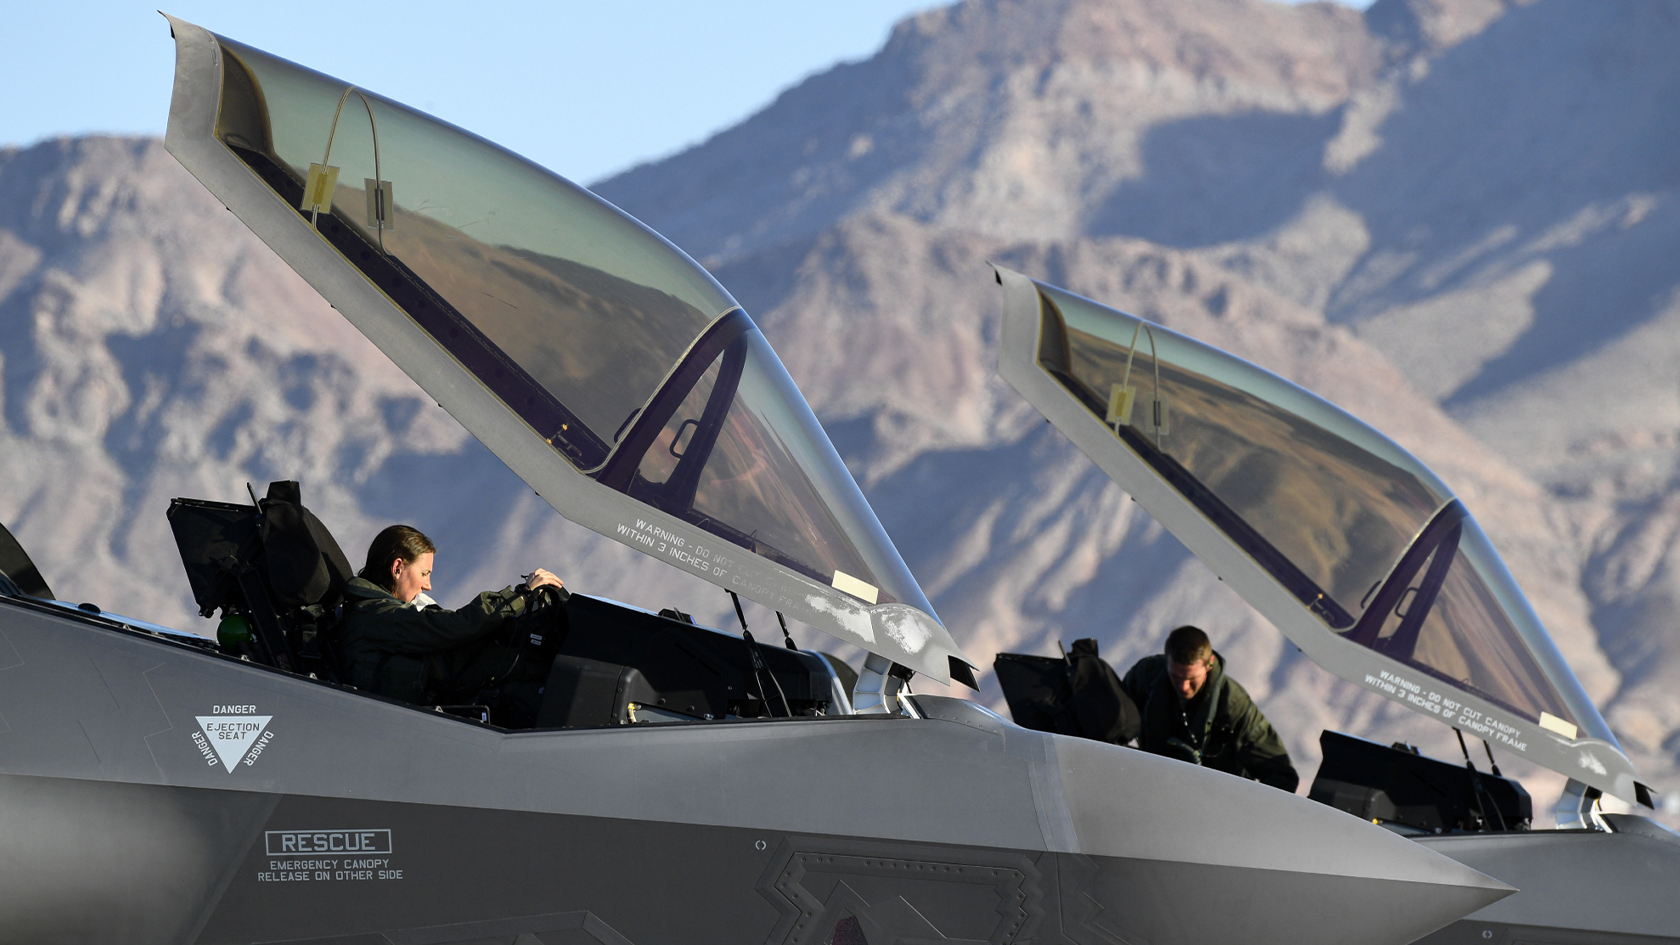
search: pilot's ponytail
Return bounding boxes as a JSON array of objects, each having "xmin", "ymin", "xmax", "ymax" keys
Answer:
[{"xmin": 359, "ymin": 525, "xmax": 436, "ymax": 591}]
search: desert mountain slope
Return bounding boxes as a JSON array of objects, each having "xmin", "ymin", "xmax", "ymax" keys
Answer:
[
  {"xmin": 595, "ymin": 0, "xmax": 1384, "ymax": 261},
  {"xmin": 1204, "ymin": 0, "xmax": 1680, "ymax": 789}
]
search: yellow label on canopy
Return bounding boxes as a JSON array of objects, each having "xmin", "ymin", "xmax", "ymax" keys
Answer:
[
  {"xmin": 1107, "ymin": 384, "xmax": 1135, "ymax": 427},
  {"xmin": 1539, "ymin": 711, "xmax": 1579, "ymax": 740},
  {"xmin": 832, "ymin": 569, "xmax": 880, "ymax": 605},
  {"xmin": 301, "ymin": 163, "xmax": 339, "ymax": 215}
]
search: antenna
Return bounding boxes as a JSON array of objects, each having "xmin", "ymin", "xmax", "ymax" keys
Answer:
[
  {"xmin": 728, "ymin": 589, "xmax": 748, "ymax": 632},
  {"xmin": 729, "ymin": 590, "xmax": 790, "ymax": 717},
  {"xmin": 1454, "ymin": 727, "xmax": 1476, "ymax": 770},
  {"xmin": 246, "ymin": 482, "xmax": 261, "ymax": 509},
  {"xmin": 1455, "ymin": 728, "xmax": 1498, "ymax": 831}
]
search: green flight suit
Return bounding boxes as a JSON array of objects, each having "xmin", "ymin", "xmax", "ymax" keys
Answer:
[
  {"xmin": 335, "ymin": 576, "xmax": 534, "ymax": 706},
  {"xmin": 1121, "ymin": 652, "xmax": 1299, "ymax": 792}
]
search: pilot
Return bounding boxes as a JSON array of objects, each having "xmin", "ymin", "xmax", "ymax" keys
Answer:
[
  {"xmin": 335, "ymin": 524, "xmax": 566, "ymax": 726},
  {"xmin": 1120, "ymin": 625, "xmax": 1299, "ymax": 792}
]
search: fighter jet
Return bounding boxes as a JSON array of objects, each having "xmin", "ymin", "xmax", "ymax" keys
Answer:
[
  {"xmin": 0, "ymin": 18, "xmax": 1511, "ymax": 944},
  {"xmin": 991, "ymin": 267, "xmax": 1680, "ymax": 943}
]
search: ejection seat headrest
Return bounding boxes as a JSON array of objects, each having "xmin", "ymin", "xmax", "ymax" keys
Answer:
[
  {"xmin": 0, "ymin": 519, "xmax": 53, "ymax": 600},
  {"xmin": 259, "ymin": 480, "xmax": 354, "ymax": 608}
]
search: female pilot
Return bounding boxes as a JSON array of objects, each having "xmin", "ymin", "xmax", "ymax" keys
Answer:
[{"xmin": 335, "ymin": 524, "xmax": 565, "ymax": 726}]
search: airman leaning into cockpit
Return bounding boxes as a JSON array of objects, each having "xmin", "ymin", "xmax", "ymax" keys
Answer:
[
  {"xmin": 335, "ymin": 524, "xmax": 566, "ymax": 727},
  {"xmin": 1121, "ymin": 625, "xmax": 1299, "ymax": 792}
]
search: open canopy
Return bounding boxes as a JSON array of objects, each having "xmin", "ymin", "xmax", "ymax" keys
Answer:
[
  {"xmin": 995, "ymin": 267, "xmax": 1646, "ymax": 804},
  {"xmin": 161, "ymin": 16, "xmax": 972, "ymax": 685}
]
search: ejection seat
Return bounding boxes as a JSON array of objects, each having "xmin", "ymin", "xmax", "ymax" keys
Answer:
[
  {"xmin": 168, "ymin": 480, "xmax": 354, "ymax": 679},
  {"xmin": 994, "ymin": 640, "xmax": 1141, "ymax": 746},
  {"xmin": 0, "ymin": 519, "xmax": 54, "ymax": 601}
]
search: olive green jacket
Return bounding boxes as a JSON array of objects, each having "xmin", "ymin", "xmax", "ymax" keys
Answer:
[
  {"xmin": 334, "ymin": 576, "xmax": 525, "ymax": 703},
  {"xmin": 1121, "ymin": 652, "xmax": 1299, "ymax": 792}
]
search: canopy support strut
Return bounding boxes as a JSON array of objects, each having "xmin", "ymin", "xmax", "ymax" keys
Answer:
[{"xmin": 1554, "ymin": 778, "xmax": 1606, "ymax": 831}]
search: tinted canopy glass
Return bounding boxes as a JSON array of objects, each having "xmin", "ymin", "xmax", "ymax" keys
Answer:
[
  {"xmin": 595, "ymin": 312, "xmax": 913, "ymax": 600},
  {"xmin": 215, "ymin": 38, "xmax": 726, "ymax": 467},
  {"xmin": 1032, "ymin": 283, "xmax": 1603, "ymax": 735},
  {"xmin": 209, "ymin": 35, "xmax": 931, "ymax": 617}
]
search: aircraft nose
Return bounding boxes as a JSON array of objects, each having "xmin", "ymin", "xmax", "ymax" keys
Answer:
[{"xmin": 1043, "ymin": 737, "xmax": 1513, "ymax": 945}]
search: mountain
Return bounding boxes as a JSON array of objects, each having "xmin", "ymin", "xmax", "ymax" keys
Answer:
[{"xmin": 1, "ymin": 0, "xmax": 1675, "ymax": 823}]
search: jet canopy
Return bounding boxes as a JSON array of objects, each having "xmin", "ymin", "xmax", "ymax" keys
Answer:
[
  {"xmin": 994, "ymin": 268, "xmax": 1646, "ymax": 804},
  {"xmin": 162, "ymin": 18, "xmax": 971, "ymax": 684}
]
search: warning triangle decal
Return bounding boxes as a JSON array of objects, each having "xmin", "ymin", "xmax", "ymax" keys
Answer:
[{"xmin": 196, "ymin": 716, "xmax": 273, "ymax": 772}]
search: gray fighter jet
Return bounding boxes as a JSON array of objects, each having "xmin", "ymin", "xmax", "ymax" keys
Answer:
[
  {"xmin": 992, "ymin": 268, "xmax": 1680, "ymax": 944},
  {"xmin": 0, "ymin": 19, "xmax": 1511, "ymax": 945}
]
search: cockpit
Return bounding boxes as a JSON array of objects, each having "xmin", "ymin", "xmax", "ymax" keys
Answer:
[
  {"xmin": 164, "ymin": 478, "xmax": 856, "ymax": 730},
  {"xmin": 995, "ymin": 268, "xmax": 1652, "ymax": 812},
  {"xmin": 210, "ymin": 34, "xmax": 917, "ymax": 615},
  {"xmin": 161, "ymin": 24, "xmax": 975, "ymax": 699},
  {"xmin": 1032, "ymin": 281, "xmax": 1584, "ymax": 737}
]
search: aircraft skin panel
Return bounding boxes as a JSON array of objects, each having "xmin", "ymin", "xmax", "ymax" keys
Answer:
[
  {"xmin": 993, "ymin": 267, "xmax": 1643, "ymax": 806},
  {"xmin": 1418, "ymin": 924, "xmax": 1676, "ymax": 945},
  {"xmin": 1051, "ymin": 733, "xmax": 1499, "ymax": 885},
  {"xmin": 158, "ymin": 16, "xmax": 967, "ymax": 685},
  {"xmin": 0, "ymin": 594, "xmax": 1509, "ymax": 945},
  {"xmin": 0, "ymin": 771, "xmax": 1507, "ymax": 945},
  {"xmin": 0, "ymin": 773, "xmax": 277, "ymax": 944},
  {"xmin": 0, "ymin": 599, "xmax": 1028, "ymax": 840},
  {"xmin": 1412, "ymin": 831, "xmax": 1680, "ymax": 941}
]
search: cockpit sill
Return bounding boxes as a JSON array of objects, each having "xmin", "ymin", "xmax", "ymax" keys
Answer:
[{"xmin": 0, "ymin": 589, "xmax": 960, "ymax": 731}]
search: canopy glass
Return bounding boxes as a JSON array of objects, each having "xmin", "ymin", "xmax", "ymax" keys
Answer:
[
  {"xmin": 1029, "ymin": 279, "xmax": 1613, "ymax": 744},
  {"xmin": 207, "ymin": 34, "xmax": 935, "ymax": 623}
]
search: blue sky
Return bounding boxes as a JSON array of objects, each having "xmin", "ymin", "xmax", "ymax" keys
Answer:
[{"xmin": 4, "ymin": 1, "xmax": 1360, "ymax": 186}]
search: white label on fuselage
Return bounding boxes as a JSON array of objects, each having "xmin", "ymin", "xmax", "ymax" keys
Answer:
[
  {"xmin": 258, "ymin": 830, "xmax": 405, "ymax": 883},
  {"xmin": 193, "ymin": 705, "xmax": 274, "ymax": 772}
]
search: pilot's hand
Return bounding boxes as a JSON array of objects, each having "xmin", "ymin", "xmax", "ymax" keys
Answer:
[{"xmin": 523, "ymin": 568, "xmax": 564, "ymax": 592}]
